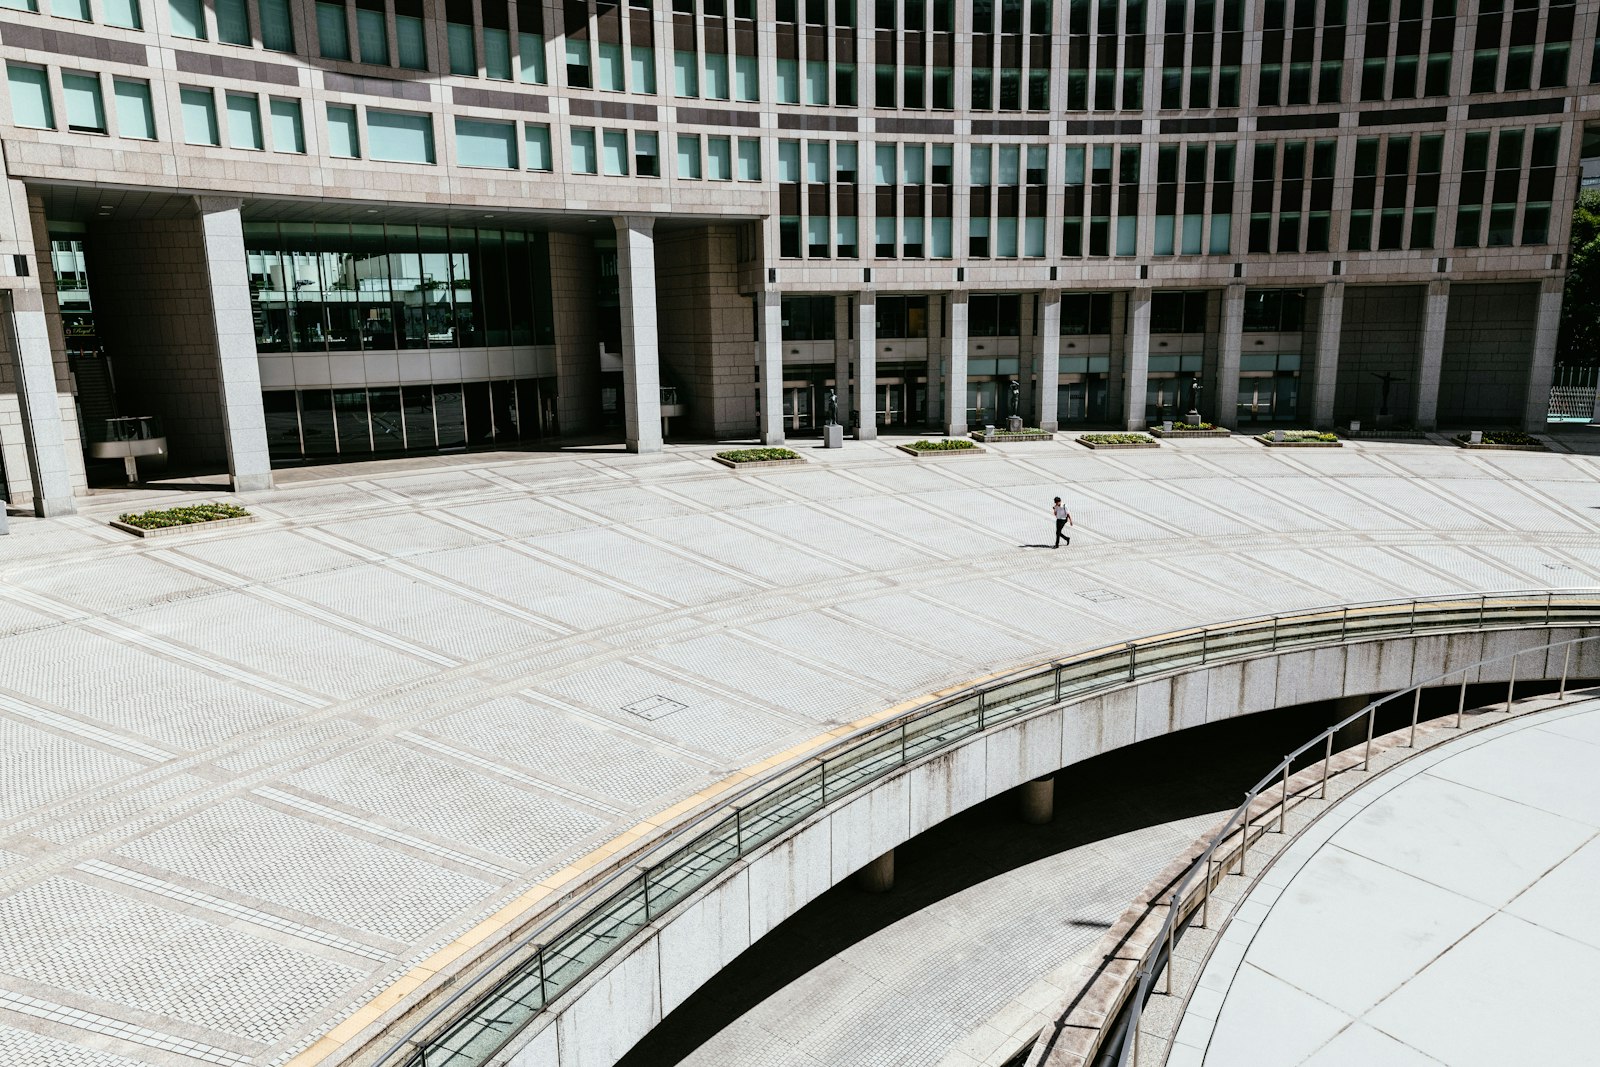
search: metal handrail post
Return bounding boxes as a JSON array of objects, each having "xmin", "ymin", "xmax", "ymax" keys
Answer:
[
  {"xmin": 1201, "ymin": 627, "xmax": 1209, "ymax": 663},
  {"xmin": 735, "ymin": 808, "xmax": 743, "ymax": 854},
  {"xmin": 1408, "ymin": 687, "xmax": 1421, "ymax": 748},
  {"xmin": 537, "ymin": 946, "xmax": 547, "ymax": 1006},
  {"xmin": 1200, "ymin": 855, "xmax": 1212, "ymax": 928},
  {"xmin": 1505, "ymin": 653, "xmax": 1517, "ymax": 714},
  {"xmin": 1278, "ymin": 760, "xmax": 1290, "ymax": 832},
  {"xmin": 1408, "ymin": 597, "xmax": 1416, "ymax": 634},
  {"xmin": 900, "ymin": 722, "xmax": 908, "ymax": 765},
  {"xmin": 1362, "ymin": 705, "xmax": 1375, "ymax": 771},
  {"xmin": 1478, "ymin": 594, "xmax": 1485, "ymax": 628},
  {"xmin": 1319, "ymin": 733, "xmax": 1333, "ymax": 798},
  {"xmin": 1561, "ymin": 644, "xmax": 1571, "ymax": 699},
  {"xmin": 1456, "ymin": 673, "xmax": 1467, "ymax": 728},
  {"xmin": 1127, "ymin": 642, "xmax": 1137, "ymax": 681},
  {"xmin": 1238, "ymin": 793, "xmax": 1252, "ymax": 875},
  {"xmin": 1340, "ymin": 606, "xmax": 1348, "ymax": 642},
  {"xmin": 1164, "ymin": 899, "xmax": 1176, "ymax": 995}
]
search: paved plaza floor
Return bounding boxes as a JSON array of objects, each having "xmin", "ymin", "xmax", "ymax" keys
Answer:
[
  {"xmin": 1182, "ymin": 698, "xmax": 1600, "ymax": 1067},
  {"xmin": 4, "ymin": 432, "xmax": 1600, "ymax": 1066}
]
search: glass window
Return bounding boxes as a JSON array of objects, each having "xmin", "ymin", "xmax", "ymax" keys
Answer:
[
  {"xmin": 317, "ymin": 1, "xmax": 350, "ymax": 59},
  {"xmin": 901, "ymin": 144, "xmax": 924, "ymax": 184},
  {"xmin": 326, "ymin": 103, "xmax": 359, "ymax": 156},
  {"xmin": 734, "ymin": 55, "xmax": 760, "ymax": 100},
  {"xmin": 597, "ymin": 42, "xmax": 625, "ymax": 90},
  {"xmin": 777, "ymin": 140, "xmax": 800, "ymax": 182},
  {"xmin": 103, "ymin": 0, "xmax": 143, "ymax": 28},
  {"xmin": 570, "ymin": 126, "xmax": 597, "ymax": 173},
  {"xmin": 776, "ymin": 58, "xmax": 799, "ymax": 102},
  {"xmin": 630, "ymin": 44, "xmax": 655, "ymax": 92},
  {"xmin": 62, "ymin": 72, "xmax": 107, "ymax": 134},
  {"xmin": 874, "ymin": 144, "xmax": 895, "ymax": 184},
  {"xmin": 215, "ymin": 0, "xmax": 250, "ymax": 41},
  {"xmin": 674, "ymin": 50, "xmax": 699, "ymax": 96},
  {"xmin": 525, "ymin": 123, "xmax": 552, "ymax": 169},
  {"xmin": 736, "ymin": 137, "xmax": 761, "ymax": 180},
  {"xmin": 357, "ymin": 7, "xmax": 389, "ymax": 64},
  {"xmin": 602, "ymin": 128, "xmax": 628, "ymax": 174},
  {"xmin": 398, "ymin": 16, "xmax": 429, "ymax": 67},
  {"xmin": 260, "ymin": 0, "xmax": 294, "ymax": 49},
  {"xmin": 456, "ymin": 117, "xmax": 517, "ymax": 167},
  {"xmin": 805, "ymin": 59, "xmax": 828, "ymax": 103},
  {"xmin": 113, "ymin": 79, "xmax": 156, "ymax": 139},
  {"xmin": 806, "ymin": 141, "xmax": 828, "ymax": 183},
  {"xmin": 169, "ymin": 0, "xmax": 206, "ymax": 38},
  {"xmin": 450, "ymin": 21, "xmax": 477, "ymax": 75},
  {"xmin": 519, "ymin": 33, "xmax": 546, "ymax": 82},
  {"xmin": 635, "ymin": 130, "xmax": 659, "ymax": 175},
  {"xmin": 707, "ymin": 136, "xmax": 732, "ymax": 179},
  {"xmin": 366, "ymin": 108, "xmax": 434, "ymax": 162},
  {"xmin": 180, "ymin": 87, "xmax": 220, "ymax": 145},
  {"xmin": 484, "ymin": 27, "xmax": 513, "ymax": 78},
  {"xmin": 225, "ymin": 92, "xmax": 263, "ymax": 148},
  {"xmin": 705, "ymin": 52, "xmax": 729, "ymax": 98},
  {"xmin": 269, "ymin": 97, "xmax": 305, "ymax": 151},
  {"xmin": 677, "ymin": 133, "xmax": 701, "ymax": 178}
]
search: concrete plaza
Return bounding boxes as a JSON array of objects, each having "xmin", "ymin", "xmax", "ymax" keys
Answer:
[
  {"xmin": 1182, "ymin": 698, "xmax": 1600, "ymax": 1067},
  {"xmin": 4, "ymin": 431, "xmax": 1600, "ymax": 1066}
]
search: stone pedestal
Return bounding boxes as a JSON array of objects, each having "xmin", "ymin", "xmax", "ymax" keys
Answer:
[
  {"xmin": 823, "ymin": 423, "xmax": 844, "ymax": 448},
  {"xmin": 1008, "ymin": 415, "xmax": 1023, "ymax": 432}
]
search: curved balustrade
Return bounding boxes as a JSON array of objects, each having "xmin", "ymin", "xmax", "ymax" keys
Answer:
[{"xmin": 382, "ymin": 590, "xmax": 1600, "ymax": 1067}]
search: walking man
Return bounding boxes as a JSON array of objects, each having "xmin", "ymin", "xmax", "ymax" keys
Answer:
[{"xmin": 1052, "ymin": 497, "xmax": 1073, "ymax": 548}]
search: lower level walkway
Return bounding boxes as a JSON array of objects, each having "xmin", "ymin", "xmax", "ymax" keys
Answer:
[{"xmin": 1183, "ymin": 699, "xmax": 1600, "ymax": 1067}]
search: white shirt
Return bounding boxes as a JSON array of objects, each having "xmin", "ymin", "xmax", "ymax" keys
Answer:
[{"xmin": 1053, "ymin": 504, "xmax": 1069, "ymax": 520}]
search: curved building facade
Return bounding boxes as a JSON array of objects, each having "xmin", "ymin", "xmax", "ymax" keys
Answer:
[{"xmin": 0, "ymin": 0, "xmax": 1596, "ymax": 511}]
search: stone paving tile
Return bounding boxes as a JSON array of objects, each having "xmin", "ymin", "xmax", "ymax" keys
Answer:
[
  {"xmin": 0, "ymin": 1021, "xmax": 159, "ymax": 1066},
  {"xmin": 0, "ymin": 719, "xmax": 142, "ymax": 822}
]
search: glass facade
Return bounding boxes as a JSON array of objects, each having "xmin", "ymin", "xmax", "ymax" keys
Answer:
[{"xmin": 244, "ymin": 221, "xmax": 555, "ymax": 353}]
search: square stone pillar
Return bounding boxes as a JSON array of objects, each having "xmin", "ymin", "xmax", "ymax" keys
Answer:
[
  {"xmin": 3, "ymin": 288, "xmax": 77, "ymax": 516},
  {"xmin": 757, "ymin": 290, "xmax": 784, "ymax": 445},
  {"xmin": 196, "ymin": 199, "xmax": 273, "ymax": 492},
  {"xmin": 1036, "ymin": 290, "xmax": 1061, "ymax": 430},
  {"xmin": 1522, "ymin": 277, "xmax": 1563, "ymax": 432},
  {"xmin": 1123, "ymin": 288, "xmax": 1152, "ymax": 430},
  {"xmin": 1214, "ymin": 283, "xmax": 1246, "ymax": 425},
  {"xmin": 1309, "ymin": 282, "xmax": 1344, "ymax": 426},
  {"xmin": 1412, "ymin": 280, "xmax": 1449, "ymax": 430},
  {"xmin": 945, "ymin": 292, "xmax": 969, "ymax": 436},
  {"xmin": 615, "ymin": 216, "xmax": 662, "ymax": 453},
  {"xmin": 854, "ymin": 291, "xmax": 877, "ymax": 439}
]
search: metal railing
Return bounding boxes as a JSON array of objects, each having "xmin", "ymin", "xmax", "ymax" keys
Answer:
[
  {"xmin": 1111, "ymin": 626, "xmax": 1600, "ymax": 1067},
  {"xmin": 382, "ymin": 590, "xmax": 1600, "ymax": 1067}
]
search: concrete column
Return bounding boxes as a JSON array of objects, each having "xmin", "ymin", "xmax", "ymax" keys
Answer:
[
  {"xmin": 1310, "ymin": 282, "xmax": 1345, "ymax": 427},
  {"xmin": 1412, "ymin": 280, "xmax": 1449, "ymax": 430},
  {"xmin": 1123, "ymin": 288, "xmax": 1152, "ymax": 430},
  {"xmin": 196, "ymin": 199, "xmax": 273, "ymax": 492},
  {"xmin": 3, "ymin": 289, "xmax": 76, "ymax": 516},
  {"xmin": 1036, "ymin": 290, "xmax": 1061, "ymax": 430},
  {"xmin": 1522, "ymin": 277, "xmax": 1563, "ymax": 432},
  {"xmin": 854, "ymin": 850, "xmax": 894, "ymax": 892},
  {"xmin": 615, "ymin": 216, "xmax": 662, "ymax": 453},
  {"xmin": 1214, "ymin": 284, "xmax": 1245, "ymax": 426},
  {"xmin": 946, "ymin": 292, "xmax": 968, "ymax": 436},
  {"xmin": 925, "ymin": 296, "xmax": 943, "ymax": 424},
  {"xmin": 757, "ymin": 290, "xmax": 785, "ymax": 445},
  {"xmin": 854, "ymin": 291, "xmax": 877, "ymax": 439},
  {"xmin": 1019, "ymin": 775, "xmax": 1055, "ymax": 824}
]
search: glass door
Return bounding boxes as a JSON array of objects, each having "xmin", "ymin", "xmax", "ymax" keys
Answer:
[
  {"xmin": 877, "ymin": 383, "xmax": 903, "ymax": 426},
  {"xmin": 782, "ymin": 384, "xmax": 814, "ymax": 430},
  {"xmin": 967, "ymin": 380, "xmax": 999, "ymax": 426}
]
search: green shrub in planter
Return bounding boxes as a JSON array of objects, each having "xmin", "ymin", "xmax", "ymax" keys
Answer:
[
  {"xmin": 118, "ymin": 503, "xmax": 250, "ymax": 530},
  {"xmin": 1081, "ymin": 433, "xmax": 1156, "ymax": 445},
  {"xmin": 1257, "ymin": 430, "xmax": 1339, "ymax": 443},
  {"xmin": 909, "ymin": 439, "xmax": 978, "ymax": 451},
  {"xmin": 1455, "ymin": 430, "xmax": 1541, "ymax": 447},
  {"xmin": 716, "ymin": 448, "xmax": 800, "ymax": 462}
]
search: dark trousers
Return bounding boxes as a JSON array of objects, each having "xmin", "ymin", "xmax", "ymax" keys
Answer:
[{"xmin": 1054, "ymin": 519, "xmax": 1070, "ymax": 545}]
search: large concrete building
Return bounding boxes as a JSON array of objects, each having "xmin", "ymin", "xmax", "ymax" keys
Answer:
[{"xmin": 0, "ymin": 0, "xmax": 1597, "ymax": 514}]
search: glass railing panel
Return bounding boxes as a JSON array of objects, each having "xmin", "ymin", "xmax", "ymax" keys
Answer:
[
  {"xmin": 821, "ymin": 729, "xmax": 904, "ymax": 798},
  {"xmin": 737, "ymin": 765, "xmax": 825, "ymax": 851},
  {"xmin": 1199, "ymin": 620, "xmax": 1277, "ymax": 658},
  {"xmin": 982, "ymin": 670, "xmax": 1058, "ymax": 725},
  {"xmin": 1136, "ymin": 634, "xmax": 1206, "ymax": 672},
  {"xmin": 903, "ymin": 699, "xmax": 984, "ymax": 760},
  {"xmin": 421, "ymin": 961, "xmax": 547, "ymax": 1065},
  {"xmin": 645, "ymin": 816, "xmax": 741, "ymax": 914},
  {"xmin": 540, "ymin": 878, "xmax": 649, "ymax": 993}
]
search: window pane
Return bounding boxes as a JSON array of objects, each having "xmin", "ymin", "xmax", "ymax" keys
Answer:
[
  {"xmin": 570, "ymin": 127, "xmax": 597, "ymax": 172},
  {"xmin": 357, "ymin": 8, "xmax": 390, "ymax": 64},
  {"xmin": 225, "ymin": 92, "xmax": 263, "ymax": 148},
  {"xmin": 103, "ymin": 0, "xmax": 142, "ymax": 28},
  {"xmin": 259, "ymin": 0, "xmax": 294, "ymax": 49},
  {"xmin": 367, "ymin": 109, "xmax": 434, "ymax": 162},
  {"xmin": 734, "ymin": 55, "xmax": 759, "ymax": 100},
  {"xmin": 524, "ymin": 124, "xmax": 552, "ymax": 169},
  {"xmin": 518, "ymin": 33, "xmax": 546, "ymax": 82},
  {"xmin": 736, "ymin": 137, "xmax": 761, "ymax": 180},
  {"xmin": 113, "ymin": 79, "xmax": 156, "ymax": 139},
  {"xmin": 270, "ymin": 97, "xmax": 305, "ymax": 151},
  {"xmin": 456, "ymin": 117, "xmax": 517, "ymax": 167},
  {"xmin": 216, "ymin": 0, "xmax": 250, "ymax": 43},
  {"xmin": 629, "ymin": 44, "xmax": 654, "ymax": 92},
  {"xmin": 602, "ymin": 129, "xmax": 628, "ymax": 174},
  {"xmin": 674, "ymin": 50, "xmax": 699, "ymax": 95},
  {"xmin": 676, "ymin": 133, "xmax": 700, "ymax": 177},
  {"xmin": 485, "ymin": 27, "xmax": 513, "ymax": 78},
  {"xmin": 180, "ymin": 87, "xmax": 219, "ymax": 145},
  {"xmin": 317, "ymin": 2, "xmax": 350, "ymax": 59},
  {"xmin": 596, "ymin": 42, "xmax": 625, "ymax": 90},
  {"xmin": 169, "ymin": 0, "xmax": 206, "ymax": 37},
  {"xmin": 707, "ymin": 136, "xmax": 731, "ymax": 179},
  {"xmin": 449, "ymin": 22, "xmax": 477, "ymax": 74},
  {"xmin": 326, "ymin": 104, "xmax": 359, "ymax": 157},
  {"xmin": 62, "ymin": 73, "xmax": 107, "ymax": 134},
  {"xmin": 398, "ymin": 16, "xmax": 428, "ymax": 67}
]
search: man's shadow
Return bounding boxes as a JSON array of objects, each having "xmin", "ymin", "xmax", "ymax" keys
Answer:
[{"xmin": 1019, "ymin": 543, "xmax": 1055, "ymax": 549}]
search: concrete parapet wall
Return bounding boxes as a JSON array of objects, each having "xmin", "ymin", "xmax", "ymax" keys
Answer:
[{"xmin": 498, "ymin": 625, "xmax": 1600, "ymax": 1067}]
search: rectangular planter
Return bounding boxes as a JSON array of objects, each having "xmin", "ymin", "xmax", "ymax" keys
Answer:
[
  {"xmin": 110, "ymin": 514, "xmax": 257, "ymax": 538},
  {"xmin": 1345, "ymin": 430, "xmax": 1428, "ymax": 440},
  {"xmin": 896, "ymin": 444, "xmax": 987, "ymax": 458},
  {"xmin": 970, "ymin": 431, "xmax": 1055, "ymax": 443},
  {"xmin": 1453, "ymin": 440, "xmax": 1548, "ymax": 452},
  {"xmin": 1077, "ymin": 439, "xmax": 1160, "ymax": 450},
  {"xmin": 1148, "ymin": 427, "xmax": 1231, "ymax": 438},
  {"xmin": 1258, "ymin": 438, "xmax": 1343, "ymax": 448},
  {"xmin": 712, "ymin": 456, "xmax": 808, "ymax": 469}
]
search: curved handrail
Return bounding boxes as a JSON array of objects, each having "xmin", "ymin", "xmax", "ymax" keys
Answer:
[
  {"xmin": 378, "ymin": 589, "xmax": 1600, "ymax": 1067},
  {"xmin": 1106, "ymin": 626, "xmax": 1600, "ymax": 1067}
]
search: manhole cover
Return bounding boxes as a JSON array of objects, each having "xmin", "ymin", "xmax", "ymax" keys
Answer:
[
  {"xmin": 621, "ymin": 695, "xmax": 688, "ymax": 720},
  {"xmin": 1077, "ymin": 588, "xmax": 1123, "ymax": 603}
]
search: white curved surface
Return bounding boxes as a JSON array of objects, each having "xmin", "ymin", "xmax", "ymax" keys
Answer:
[{"xmin": 1183, "ymin": 699, "xmax": 1600, "ymax": 1067}]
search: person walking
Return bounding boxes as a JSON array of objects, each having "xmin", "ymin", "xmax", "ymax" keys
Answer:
[{"xmin": 1052, "ymin": 497, "xmax": 1073, "ymax": 548}]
